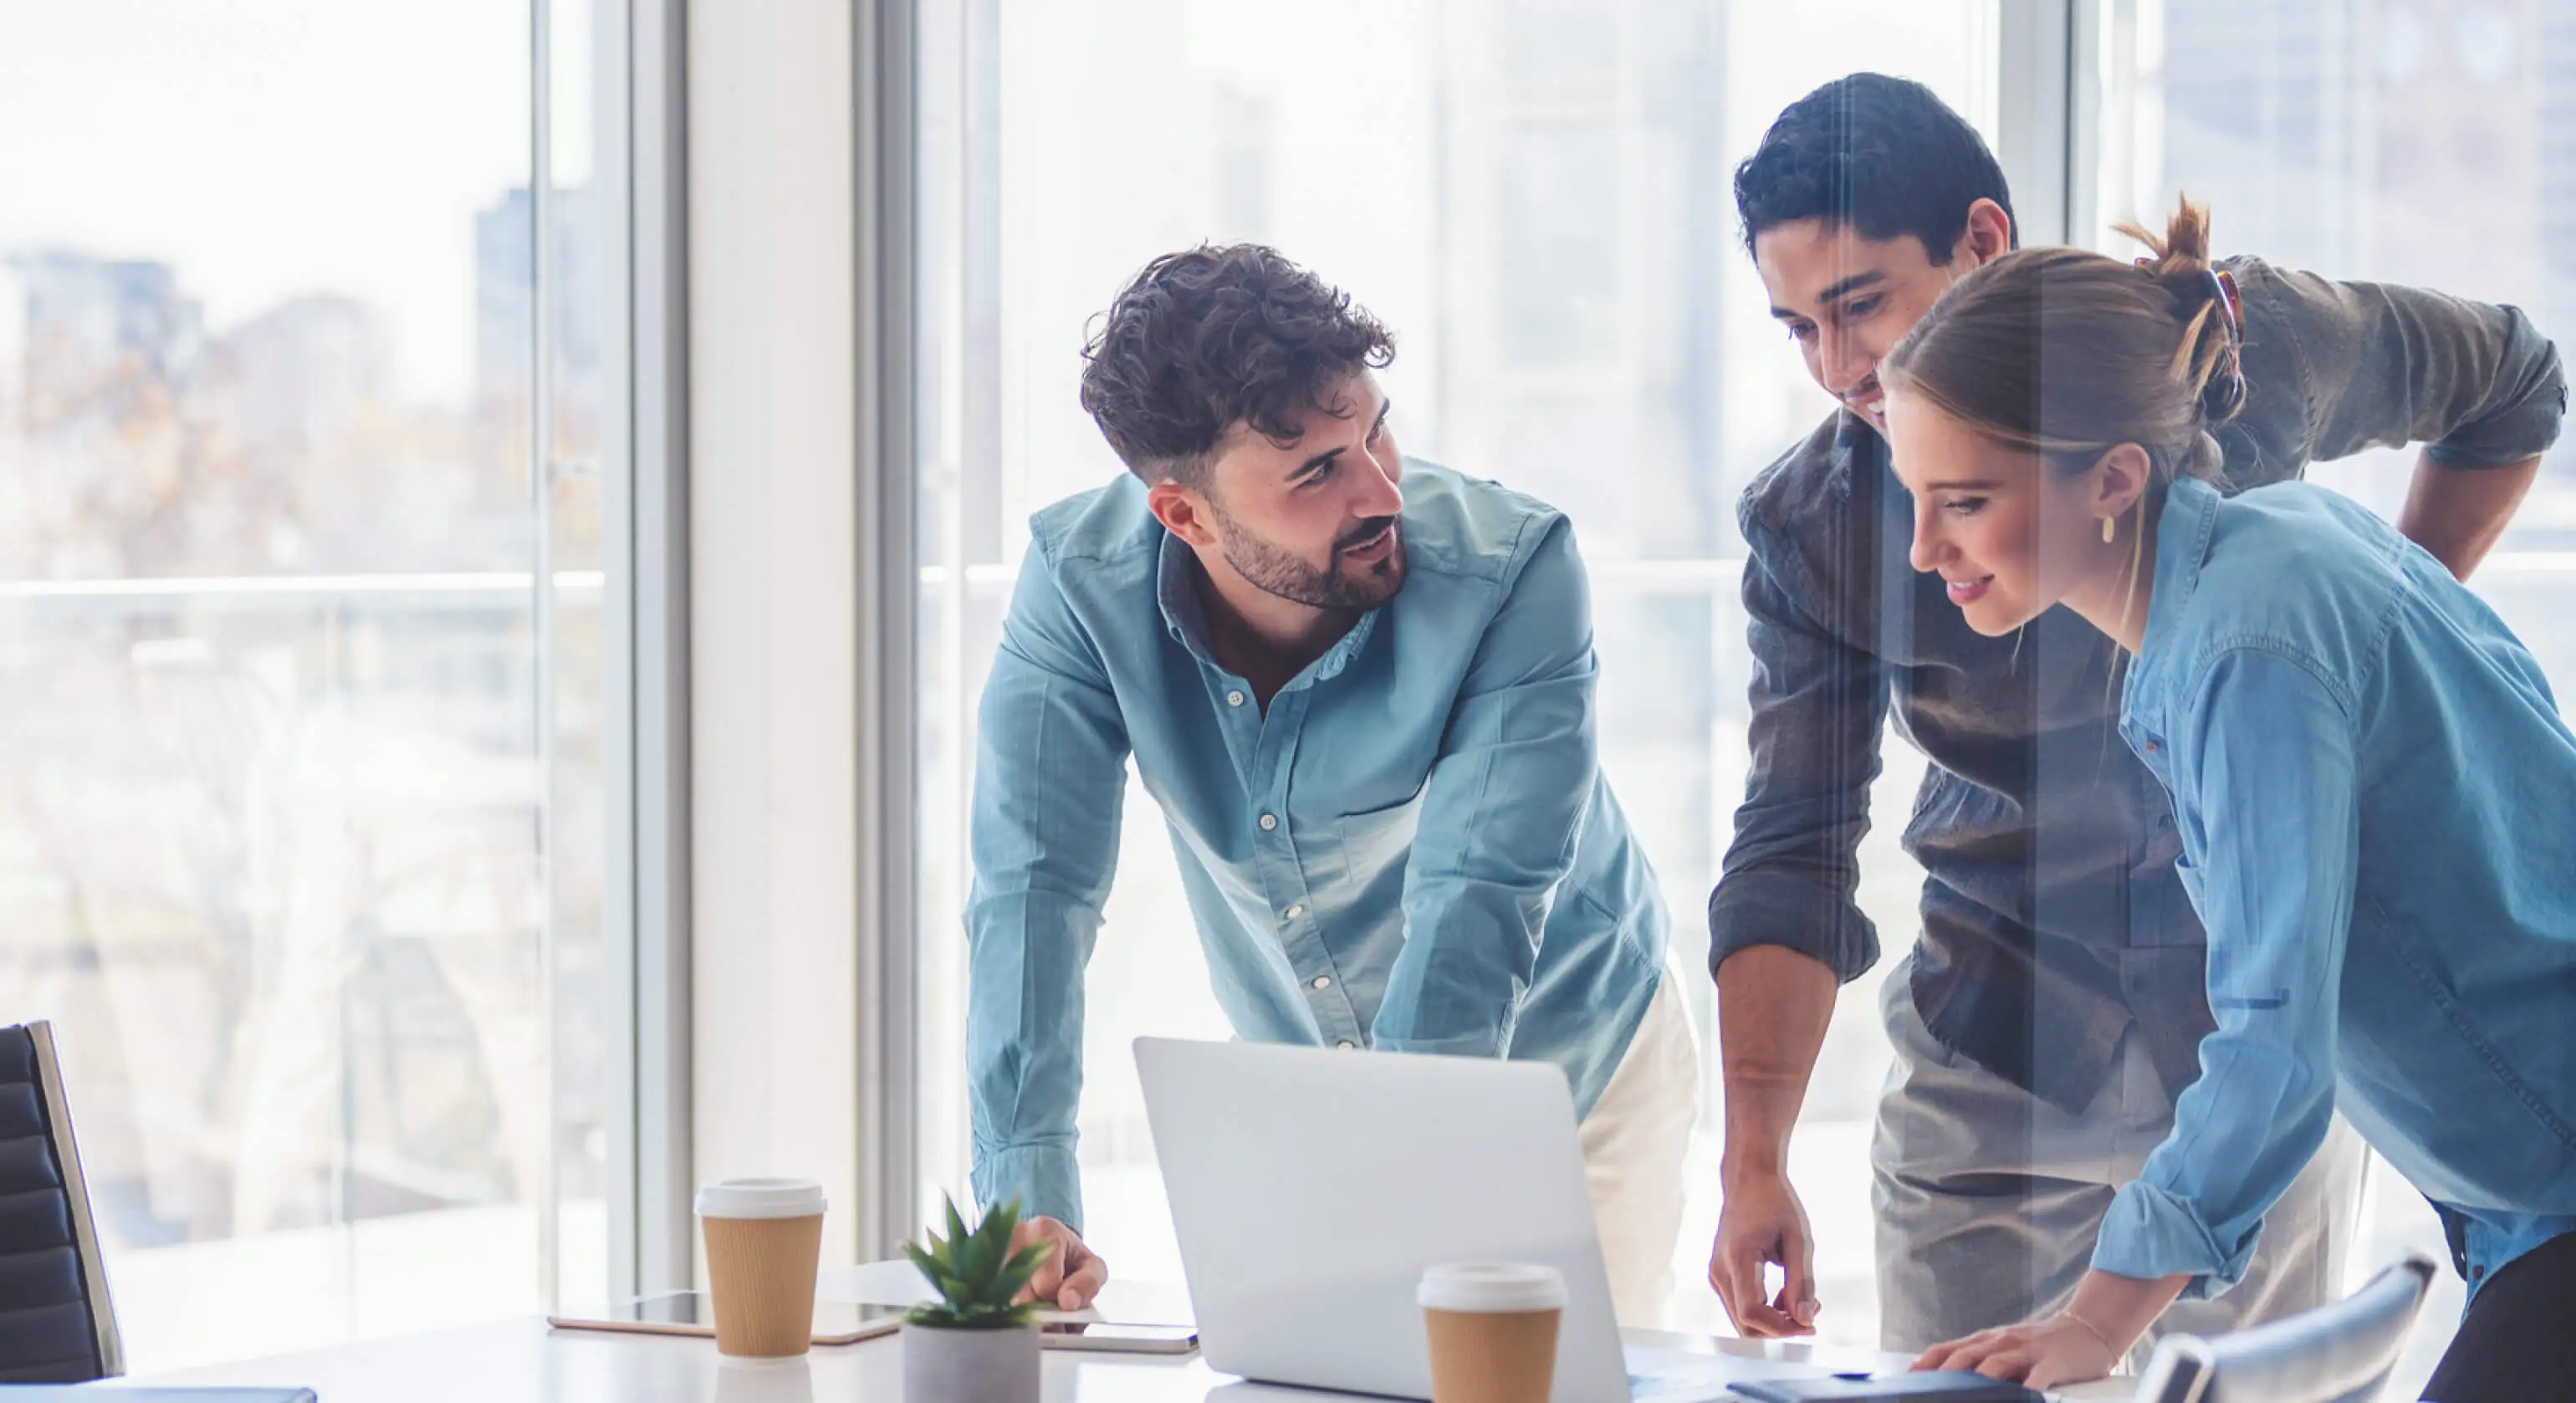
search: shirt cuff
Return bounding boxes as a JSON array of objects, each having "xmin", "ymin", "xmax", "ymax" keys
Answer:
[
  {"xmin": 972, "ymin": 1142, "xmax": 1084, "ymax": 1237},
  {"xmin": 1706, "ymin": 870, "xmax": 1881, "ymax": 984},
  {"xmin": 2093, "ymin": 1178, "xmax": 2261, "ymax": 1301},
  {"xmin": 2427, "ymin": 381, "xmax": 2567, "ymax": 466}
]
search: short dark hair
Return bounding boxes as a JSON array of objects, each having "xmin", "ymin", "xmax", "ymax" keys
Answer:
[
  {"xmin": 1733, "ymin": 73, "xmax": 2016, "ymax": 263},
  {"xmin": 1078, "ymin": 244, "xmax": 1395, "ymax": 486}
]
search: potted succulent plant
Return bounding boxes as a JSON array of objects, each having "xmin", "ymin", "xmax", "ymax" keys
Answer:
[{"xmin": 902, "ymin": 1195, "xmax": 1050, "ymax": 1403}]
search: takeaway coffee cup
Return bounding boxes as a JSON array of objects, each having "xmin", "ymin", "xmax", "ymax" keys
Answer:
[
  {"xmin": 1418, "ymin": 1262, "xmax": 1566, "ymax": 1403},
  {"xmin": 697, "ymin": 1178, "xmax": 827, "ymax": 1358}
]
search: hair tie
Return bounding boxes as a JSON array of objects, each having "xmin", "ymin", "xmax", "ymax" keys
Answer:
[
  {"xmin": 2200, "ymin": 269, "xmax": 2248, "ymax": 421},
  {"xmin": 2132, "ymin": 258, "xmax": 2244, "ymax": 344},
  {"xmin": 2205, "ymin": 268, "xmax": 2244, "ymax": 346}
]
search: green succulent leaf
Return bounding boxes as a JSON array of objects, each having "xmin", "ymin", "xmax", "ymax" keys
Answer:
[
  {"xmin": 996, "ymin": 1241, "xmax": 1051, "ymax": 1302},
  {"xmin": 905, "ymin": 1192, "xmax": 1049, "ymax": 1319},
  {"xmin": 1003, "ymin": 1240, "xmax": 1053, "ymax": 1277},
  {"xmin": 904, "ymin": 1242, "xmax": 943, "ymax": 1288}
]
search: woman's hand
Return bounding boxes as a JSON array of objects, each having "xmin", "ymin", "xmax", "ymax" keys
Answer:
[{"xmin": 1911, "ymin": 1311, "xmax": 2121, "ymax": 1391}]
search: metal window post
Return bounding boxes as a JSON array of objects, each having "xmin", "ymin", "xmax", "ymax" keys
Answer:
[
  {"xmin": 602, "ymin": 0, "xmax": 694, "ymax": 1300},
  {"xmin": 855, "ymin": 0, "xmax": 922, "ymax": 1265}
]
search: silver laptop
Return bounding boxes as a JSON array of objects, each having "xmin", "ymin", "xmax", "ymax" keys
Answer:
[{"xmin": 1136, "ymin": 1036, "xmax": 1827, "ymax": 1401}]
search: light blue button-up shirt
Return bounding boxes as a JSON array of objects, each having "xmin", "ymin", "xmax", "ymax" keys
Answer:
[
  {"xmin": 2095, "ymin": 474, "xmax": 2576, "ymax": 1301},
  {"xmin": 966, "ymin": 461, "xmax": 1669, "ymax": 1231}
]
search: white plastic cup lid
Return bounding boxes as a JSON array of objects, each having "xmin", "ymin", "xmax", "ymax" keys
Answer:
[
  {"xmin": 695, "ymin": 1178, "xmax": 826, "ymax": 1220},
  {"xmin": 1417, "ymin": 1262, "xmax": 1567, "ymax": 1314}
]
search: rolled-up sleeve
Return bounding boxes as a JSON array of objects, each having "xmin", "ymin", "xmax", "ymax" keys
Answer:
[
  {"xmin": 2277, "ymin": 268, "xmax": 2568, "ymax": 468},
  {"xmin": 1372, "ymin": 515, "xmax": 1596, "ymax": 1058},
  {"xmin": 2094, "ymin": 650, "xmax": 2356, "ymax": 1298},
  {"xmin": 1705, "ymin": 523, "xmax": 1889, "ymax": 984},
  {"xmin": 965, "ymin": 541, "xmax": 1132, "ymax": 1233}
]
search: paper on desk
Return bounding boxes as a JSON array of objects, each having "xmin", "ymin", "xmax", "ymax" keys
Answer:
[{"xmin": 818, "ymin": 1258, "xmax": 1196, "ymax": 1328}]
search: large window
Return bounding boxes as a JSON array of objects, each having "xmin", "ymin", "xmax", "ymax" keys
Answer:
[
  {"xmin": 0, "ymin": 2, "xmax": 631, "ymax": 1369},
  {"xmin": 912, "ymin": 0, "xmax": 2000, "ymax": 1339}
]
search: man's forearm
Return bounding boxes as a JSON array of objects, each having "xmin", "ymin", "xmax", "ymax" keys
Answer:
[
  {"xmin": 1715, "ymin": 944, "xmax": 1839, "ymax": 1181},
  {"xmin": 2398, "ymin": 450, "xmax": 2540, "ymax": 580}
]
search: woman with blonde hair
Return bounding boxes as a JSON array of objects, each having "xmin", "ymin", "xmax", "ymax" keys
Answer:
[{"xmin": 1878, "ymin": 202, "xmax": 2576, "ymax": 1400}]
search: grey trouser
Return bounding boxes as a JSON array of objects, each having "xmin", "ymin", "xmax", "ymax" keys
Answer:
[{"xmin": 1870, "ymin": 955, "xmax": 2368, "ymax": 1367}]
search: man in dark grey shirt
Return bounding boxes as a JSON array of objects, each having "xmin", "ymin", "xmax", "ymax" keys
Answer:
[{"xmin": 1704, "ymin": 74, "xmax": 2563, "ymax": 1355}]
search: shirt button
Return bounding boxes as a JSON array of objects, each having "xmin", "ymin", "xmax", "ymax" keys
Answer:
[
  {"xmin": 2144, "ymin": 739, "xmax": 2161, "ymax": 753},
  {"xmin": 1226, "ymin": 690, "xmax": 1245, "ymax": 707},
  {"xmin": 1285, "ymin": 904, "xmax": 1305, "ymax": 920},
  {"xmin": 1334, "ymin": 1039, "xmax": 1356, "ymax": 1050},
  {"xmin": 1311, "ymin": 975, "xmax": 1332, "ymax": 990},
  {"xmin": 1258, "ymin": 814, "xmax": 1278, "ymax": 831}
]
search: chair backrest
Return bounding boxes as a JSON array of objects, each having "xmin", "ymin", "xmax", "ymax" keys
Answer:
[
  {"xmin": 2132, "ymin": 1252, "xmax": 2440, "ymax": 1403},
  {"xmin": 0, "ymin": 1022, "xmax": 124, "ymax": 1382}
]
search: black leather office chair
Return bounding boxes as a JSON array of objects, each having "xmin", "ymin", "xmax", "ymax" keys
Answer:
[
  {"xmin": 2131, "ymin": 1251, "xmax": 2440, "ymax": 1403},
  {"xmin": 0, "ymin": 1021, "xmax": 125, "ymax": 1381}
]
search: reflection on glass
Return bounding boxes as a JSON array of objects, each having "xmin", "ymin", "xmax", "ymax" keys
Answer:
[
  {"xmin": 915, "ymin": 0, "xmax": 1998, "ymax": 1339},
  {"xmin": 0, "ymin": 0, "xmax": 614, "ymax": 1369}
]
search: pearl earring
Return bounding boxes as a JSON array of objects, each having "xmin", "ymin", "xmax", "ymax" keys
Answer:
[{"xmin": 2101, "ymin": 515, "xmax": 2116, "ymax": 544}]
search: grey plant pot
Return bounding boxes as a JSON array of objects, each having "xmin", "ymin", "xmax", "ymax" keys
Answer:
[{"xmin": 902, "ymin": 1320, "xmax": 1040, "ymax": 1403}]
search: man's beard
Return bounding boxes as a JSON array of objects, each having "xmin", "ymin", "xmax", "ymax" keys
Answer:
[{"xmin": 1209, "ymin": 506, "xmax": 1407, "ymax": 610}]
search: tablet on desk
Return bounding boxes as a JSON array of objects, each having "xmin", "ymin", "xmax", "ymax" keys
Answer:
[
  {"xmin": 1730, "ymin": 1372, "xmax": 2046, "ymax": 1402},
  {"xmin": 548, "ymin": 1290, "xmax": 908, "ymax": 1345},
  {"xmin": 1040, "ymin": 1319, "xmax": 1200, "ymax": 1355}
]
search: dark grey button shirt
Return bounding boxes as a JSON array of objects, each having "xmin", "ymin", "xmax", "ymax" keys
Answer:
[{"xmin": 1710, "ymin": 257, "xmax": 2567, "ymax": 1111}]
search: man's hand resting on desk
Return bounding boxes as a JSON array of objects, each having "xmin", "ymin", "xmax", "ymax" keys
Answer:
[
  {"xmin": 1009, "ymin": 1216, "xmax": 1108, "ymax": 1311},
  {"xmin": 1708, "ymin": 1168, "xmax": 1821, "ymax": 1337}
]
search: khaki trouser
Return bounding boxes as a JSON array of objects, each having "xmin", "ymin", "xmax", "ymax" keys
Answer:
[{"xmin": 1579, "ymin": 961, "xmax": 1703, "ymax": 1329}]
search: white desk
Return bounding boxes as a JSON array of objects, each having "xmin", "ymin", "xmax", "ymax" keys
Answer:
[
  {"xmin": 113, "ymin": 1316, "xmax": 1965, "ymax": 1402},
  {"xmin": 111, "ymin": 1258, "xmax": 2134, "ymax": 1402}
]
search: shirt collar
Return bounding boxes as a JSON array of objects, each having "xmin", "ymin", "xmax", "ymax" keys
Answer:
[
  {"xmin": 1833, "ymin": 409, "xmax": 1883, "ymax": 480},
  {"xmin": 1153, "ymin": 528, "xmax": 1382, "ymax": 689},
  {"xmin": 2128, "ymin": 474, "xmax": 2224, "ymax": 722},
  {"xmin": 1155, "ymin": 529, "xmax": 1219, "ymax": 664}
]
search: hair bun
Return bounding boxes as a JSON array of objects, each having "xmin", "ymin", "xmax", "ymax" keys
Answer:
[{"xmin": 2117, "ymin": 197, "xmax": 2246, "ymax": 427}]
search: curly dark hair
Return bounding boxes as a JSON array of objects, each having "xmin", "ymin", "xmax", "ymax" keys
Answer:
[
  {"xmin": 1734, "ymin": 73, "xmax": 2016, "ymax": 263},
  {"xmin": 1078, "ymin": 244, "xmax": 1395, "ymax": 486}
]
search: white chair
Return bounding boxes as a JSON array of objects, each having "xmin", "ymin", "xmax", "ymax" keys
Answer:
[{"xmin": 2131, "ymin": 1252, "xmax": 2440, "ymax": 1403}]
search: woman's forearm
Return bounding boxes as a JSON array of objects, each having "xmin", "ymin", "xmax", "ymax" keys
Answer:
[{"xmin": 2067, "ymin": 1268, "xmax": 2194, "ymax": 1357}]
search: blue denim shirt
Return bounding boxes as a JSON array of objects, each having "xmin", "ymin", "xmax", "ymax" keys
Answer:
[
  {"xmin": 2095, "ymin": 475, "xmax": 2576, "ymax": 1299},
  {"xmin": 966, "ymin": 462, "xmax": 1669, "ymax": 1231}
]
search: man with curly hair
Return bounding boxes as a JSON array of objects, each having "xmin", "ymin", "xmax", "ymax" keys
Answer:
[{"xmin": 967, "ymin": 244, "xmax": 1698, "ymax": 1325}]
